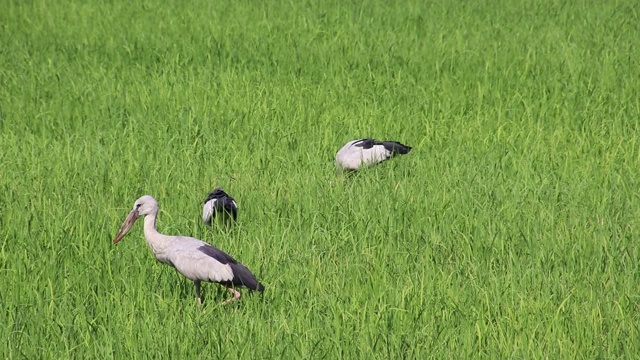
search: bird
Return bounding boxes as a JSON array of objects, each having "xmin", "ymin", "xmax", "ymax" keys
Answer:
[
  {"xmin": 335, "ymin": 138, "xmax": 412, "ymax": 171},
  {"xmin": 113, "ymin": 195, "xmax": 264, "ymax": 305},
  {"xmin": 202, "ymin": 187, "xmax": 238, "ymax": 228}
]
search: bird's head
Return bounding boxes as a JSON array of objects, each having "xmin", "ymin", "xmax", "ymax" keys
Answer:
[{"xmin": 113, "ymin": 195, "xmax": 159, "ymax": 244}]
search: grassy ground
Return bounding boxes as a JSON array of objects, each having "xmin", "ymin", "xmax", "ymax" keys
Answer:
[{"xmin": 1, "ymin": 0, "xmax": 639, "ymax": 358}]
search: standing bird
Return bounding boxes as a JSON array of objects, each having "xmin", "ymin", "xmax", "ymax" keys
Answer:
[
  {"xmin": 113, "ymin": 195, "xmax": 264, "ymax": 305},
  {"xmin": 202, "ymin": 187, "xmax": 238, "ymax": 228},
  {"xmin": 335, "ymin": 138, "xmax": 412, "ymax": 171}
]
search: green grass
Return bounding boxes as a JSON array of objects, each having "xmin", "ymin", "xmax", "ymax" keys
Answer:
[{"xmin": 1, "ymin": 0, "xmax": 639, "ymax": 358}]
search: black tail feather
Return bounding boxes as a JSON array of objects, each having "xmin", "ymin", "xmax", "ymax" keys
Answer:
[{"xmin": 229, "ymin": 262, "xmax": 265, "ymax": 292}]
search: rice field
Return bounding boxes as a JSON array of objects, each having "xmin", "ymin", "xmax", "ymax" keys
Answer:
[{"xmin": 1, "ymin": 0, "xmax": 639, "ymax": 358}]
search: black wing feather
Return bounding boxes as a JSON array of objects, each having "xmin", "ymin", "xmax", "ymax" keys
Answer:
[
  {"xmin": 353, "ymin": 138, "xmax": 375, "ymax": 149},
  {"xmin": 353, "ymin": 139, "xmax": 411, "ymax": 154},
  {"xmin": 380, "ymin": 141, "xmax": 412, "ymax": 154},
  {"xmin": 197, "ymin": 244, "xmax": 265, "ymax": 291},
  {"xmin": 197, "ymin": 244, "xmax": 234, "ymax": 265}
]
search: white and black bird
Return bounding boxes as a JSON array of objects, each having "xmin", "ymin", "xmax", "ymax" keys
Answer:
[
  {"xmin": 202, "ymin": 187, "xmax": 238, "ymax": 228},
  {"xmin": 113, "ymin": 195, "xmax": 264, "ymax": 305},
  {"xmin": 335, "ymin": 138, "xmax": 412, "ymax": 171}
]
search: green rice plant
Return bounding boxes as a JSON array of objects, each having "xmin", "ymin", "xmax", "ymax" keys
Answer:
[{"xmin": 1, "ymin": 0, "xmax": 639, "ymax": 358}]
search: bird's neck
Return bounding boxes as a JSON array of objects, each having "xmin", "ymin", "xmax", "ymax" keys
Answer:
[
  {"xmin": 143, "ymin": 211, "xmax": 158, "ymax": 236},
  {"xmin": 143, "ymin": 211, "xmax": 170, "ymax": 256}
]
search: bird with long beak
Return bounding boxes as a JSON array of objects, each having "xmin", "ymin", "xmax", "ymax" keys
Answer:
[{"xmin": 113, "ymin": 195, "xmax": 264, "ymax": 305}]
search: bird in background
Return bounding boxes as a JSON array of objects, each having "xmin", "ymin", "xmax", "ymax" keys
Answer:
[
  {"xmin": 202, "ymin": 187, "xmax": 238, "ymax": 229},
  {"xmin": 335, "ymin": 138, "xmax": 412, "ymax": 171},
  {"xmin": 113, "ymin": 195, "xmax": 264, "ymax": 305}
]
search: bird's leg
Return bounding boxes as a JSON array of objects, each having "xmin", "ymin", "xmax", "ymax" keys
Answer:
[
  {"xmin": 194, "ymin": 280, "xmax": 203, "ymax": 305},
  {"xmin": 220, "ymin": 287, "xmax": 242, "ymax": 305}
]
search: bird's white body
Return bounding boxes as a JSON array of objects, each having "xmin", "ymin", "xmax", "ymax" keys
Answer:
[
  {"xmin": 335, "ymin": 140, "xmax": 390, "ymax": 170},
  {"xmin": 335, "ymin": 139, "xmax": 412, "ymax": 171},
  {"xmin": 142, "ymin": 213, "xmax": 234, "ymax": 283},
  {"xmin": 113, "ymin": 195, "xmax": 263, "ymax": 304}
]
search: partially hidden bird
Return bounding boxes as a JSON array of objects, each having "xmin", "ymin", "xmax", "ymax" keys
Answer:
[
  {"xmin": 202, "ymin": 187, "xmax": 238, "ymax": 228},
  {"xmin": 113, "ymin": 195, "xmax": 264, "ymax": 305},
  {"xmin": 335, "ymin": 138, "xmax": 412, "ymax": 171}
]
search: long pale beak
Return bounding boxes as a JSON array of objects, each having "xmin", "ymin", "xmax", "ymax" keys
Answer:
[{"xmin": 113, "ymin": 209, "xmax": 139, "ymax": 244}]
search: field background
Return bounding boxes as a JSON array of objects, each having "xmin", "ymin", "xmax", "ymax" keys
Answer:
[{"xmin": 1, "ymin": 0, "xmax": 639, "ymax": 358}]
